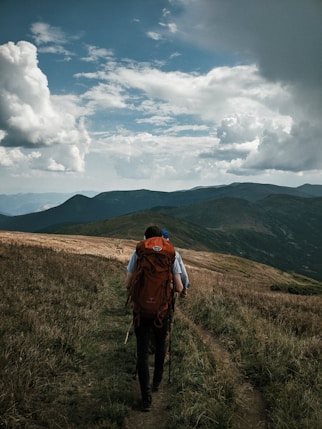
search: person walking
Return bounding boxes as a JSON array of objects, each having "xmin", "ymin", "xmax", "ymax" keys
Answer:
[{"xmin": 125, "ymin": 225, "xmax": 183, "ymax": 411}]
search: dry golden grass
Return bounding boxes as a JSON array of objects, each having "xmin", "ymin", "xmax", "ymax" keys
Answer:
[
  {"xmin": 181, "ymin": 262, "xmax": 322, "ymax": 428},
  {"xmin": 0, "ymin": 231, "xmax": 321, "ymax": 428},
  {"xmin": 0, "ymin": 239, "xmax": 132, "ymax": 428}
]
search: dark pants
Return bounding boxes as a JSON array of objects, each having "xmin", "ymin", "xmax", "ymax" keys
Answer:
[{"xmin": 134, "ymin": 314, "xmax": 169, "ymax": 402}]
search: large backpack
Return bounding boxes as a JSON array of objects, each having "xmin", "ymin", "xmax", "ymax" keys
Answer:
[{"xmin": 127, "ymin": 236, "xmax": 176, "ymax": 327}]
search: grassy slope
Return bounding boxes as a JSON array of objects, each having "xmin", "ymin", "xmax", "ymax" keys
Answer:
[
  {"xmin": 57, "ymin": 210, "xmax": 240, "ymax": 253},
  {"xmin": 0, "ymin": 237, "xmax": 321, "ymax": 428},
  {"xmin": 57, "ymin": 196, "xmax": 322, "ymax": 281},
  {"xmin": 0, "ymin": 243, "xmax": 135, "ymax": 428}
]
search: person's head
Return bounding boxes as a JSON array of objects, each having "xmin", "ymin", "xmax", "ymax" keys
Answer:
[
  {"xmin": 144, "ymin": 225, "xmax": 163, "ymax": 239},
  {"xmin": 161, "ymin": 228, "xmax": 169, "ymax": 240}
]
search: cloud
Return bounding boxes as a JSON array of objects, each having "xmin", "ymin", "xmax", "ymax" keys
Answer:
[
  {"xmin": 78, "ymin": 60, "xmax": 291, "ymax": 135},
  {"xmin": 31, "ymin": 22, "xmax": 67, "ymax": 45},
  {"xmin": 81, "ymin": 83, "xmax": 128, "ymax": 111},
  {"xmin": 244, "ymin": 121, "xmax": 322, "ymax": 172},
  {"xmin": 30, "ymin": 22, "xmax": 73, "ymax": 58},
  {"xmin": 0, "ymin": 147, "xmax": 31, "ymax": 167},
  {"xmin": 146, "ymin": 31, "xmax": 163, "ymax": 41},
  {"xmin": 79, "ymin": 61, "xmax": 288, "ymax": 119},
  {"xmin": 216, "ymin": 115, "xmax": 265, "ymax": 144},
  {"xmin": 175, "ymin": 1, "xmax": 321, "ymax": 81},
  {"xmin": 79, "ymin": 51, "xmax": 322, "ymax": 179},
  {"xmin": 2, "ymin": 3, "xmax": 321, "ymax": 191},
  {"xmin": 81, "ymin": 45, "xmax": 114, "ymax": 62},
  {"xmin": 0, "ymin": 41, "xmax": 90, "ymax": 172},
  {"xmin": 159, "ymin": 21, "xmax": 178, "ymax": 34},
  {"xmin": 109, "ymin": 134, "xmax": 210, "ymax": 181},
  {"xmin": 136, "ymin": 115, "xmax": 174, "ymax": 127},
  {"xmin": 175, "ymin": 0, "xmax": 322, "ymax": 112},
  {"xmin": 159, "ymin": 7, "xmax": 178, "ymax": 34},
  {"xmin": 169, "ymin": 0, "xmax": 322, "ymax": 174}
]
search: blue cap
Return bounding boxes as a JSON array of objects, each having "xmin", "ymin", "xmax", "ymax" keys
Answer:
[{"xmin": 162, "ymin": 228, "xmax": 169, "ymax": 239}]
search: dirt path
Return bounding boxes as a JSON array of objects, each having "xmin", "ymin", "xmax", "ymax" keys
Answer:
[
  {"xmin": 177, "ymin": 308, "xmax": 267, "ymax": 429},
  {"xmin": 1, "ymin": 231, "xmax": 268, "ymax": 428},
  {"xmin": 123, "ymin": 373, "xmax": 175, "ymax": 429},
  {"xmin": 123, "ymin": 308, "xmax": 267, "ymax": 429}
]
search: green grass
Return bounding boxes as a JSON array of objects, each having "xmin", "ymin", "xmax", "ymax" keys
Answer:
[{"xmin": 271, "ymin": 282, "xmax": 322, "ymax": 295}]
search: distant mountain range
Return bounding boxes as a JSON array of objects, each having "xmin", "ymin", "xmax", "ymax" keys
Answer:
[
  {"xmin": 1, "ymin": 182, "xmax": 322, "ymax": 280},
  {"xmin": 0, "ymin": 191, "xmax": 97, "ymax": 216}
]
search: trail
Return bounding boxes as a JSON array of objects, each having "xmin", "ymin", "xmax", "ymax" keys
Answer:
[
  {"xmin": 123, "ymin": 325, "xmax": 177, "ymax": 429},
  {"xmin": 123, "ymin": 375, "xmax": 175, "ymax": 429},
  {"xmin": 177, "ymin": 308, "xmax": 267, "ymax": 429},
  {"xmin": 123, "ymin": 307, "xmax": 267, "ymax": 429}
]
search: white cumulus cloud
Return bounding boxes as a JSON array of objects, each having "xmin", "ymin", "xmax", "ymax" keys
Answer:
[{"xmin": 0, "ymin": 41, "xmax": 90, "ymax": 173}]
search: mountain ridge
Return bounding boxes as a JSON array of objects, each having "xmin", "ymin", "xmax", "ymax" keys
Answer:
[
  {"xmin": 1, "ymin": 182, "xmax": 322, "ymax": 280},
  {"xmin": 2, "ymin": 182, "xmax": 322, "ymax": 229},
  {"xmin": 2, "ymin": 182, "xmax": 322, "ymax": 218},
  {"xmin": 0, "ymin": 191, "xmax": 97, "ymax": 216}
]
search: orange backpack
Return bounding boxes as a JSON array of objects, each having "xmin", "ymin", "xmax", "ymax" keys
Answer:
[{"xmin": 128, "ymin": 236, "xmax": 176, "ymax": 327}]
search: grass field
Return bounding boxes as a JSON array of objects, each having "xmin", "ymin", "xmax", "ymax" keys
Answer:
[{"xmin": 0, "ymin": 236, "xmax": 321, "ymax": 428}]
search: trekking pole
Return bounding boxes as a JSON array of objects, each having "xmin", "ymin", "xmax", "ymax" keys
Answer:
[
  {"xmin": 124, "ymin": 317, "xmax": 138, "ymax": 379},
  {"xmin": 168, "ymin": 310, "xmax": 173, "ymax": 383},
  {"xmin": 168, "ymin": 292, "xmax": 177, "ymax": 384},
  {"xmin": 124, "ymin": 319, "xmax": 133, "ymax": 345}
]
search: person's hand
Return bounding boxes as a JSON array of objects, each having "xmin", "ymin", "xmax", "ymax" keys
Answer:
[{"xmin": 180, "ymin": 288, "xmax": 187, "ymax": 298}]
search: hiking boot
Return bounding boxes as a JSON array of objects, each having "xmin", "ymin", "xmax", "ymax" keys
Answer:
[
  {"xmin": 152, "ymin": 382, "xmax": 160, "ymax": 392},
  {"xmin": 141, "ymin": 395, "xmax": 152, "ymax": 412}
]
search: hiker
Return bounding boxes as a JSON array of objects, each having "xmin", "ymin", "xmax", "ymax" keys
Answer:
[
  {"xmin": 162, "ymin": 228, "xmax": 190, "ymax": 297},
  {"xmin": 125, "ymin": 225, "xmax": 183, "ymax": 412}
]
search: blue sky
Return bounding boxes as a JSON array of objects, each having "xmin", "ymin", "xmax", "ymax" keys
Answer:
[{"xmin": 1, "ymin": 0, "xmax": 322, "ymax": 194}]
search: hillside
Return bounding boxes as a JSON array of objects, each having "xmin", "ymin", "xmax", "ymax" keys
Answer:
[
  {"xmin": 1, "ymin": 231, "xmax": 321, "ymax": 428},
  {"xmin": 1, "ymin": 183, "xmax": 322, "ymax": 281},
  {"xmin": 57, "ymin": 195, "xmax": 322, "ymax": 281},
  {"xmin": 1, "ymin": 182, "xmax": 322, "ymax": 233},
  {"xmin": 2, "ymin": 182, "xmax": 322, "ymax": 217}
]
